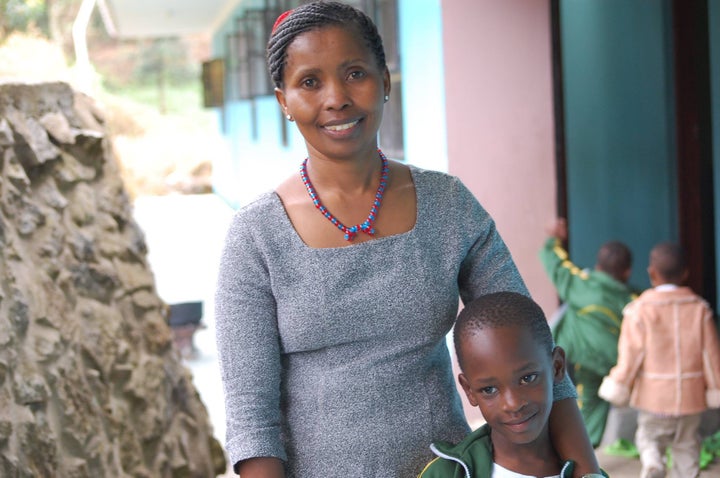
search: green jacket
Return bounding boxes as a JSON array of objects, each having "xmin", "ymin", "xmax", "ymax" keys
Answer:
[
  {"xmin": 418, "ymin": 424, "xmax": 596, "ymax": 478},
  {"xmin": 540, "ymin": 238, "xmax": 636, "ymax": 376}
]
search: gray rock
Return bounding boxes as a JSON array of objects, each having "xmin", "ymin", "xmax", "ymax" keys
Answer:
[{"xmin": 0, "ymin": 82, "xmax": 225, "ymax": 477}]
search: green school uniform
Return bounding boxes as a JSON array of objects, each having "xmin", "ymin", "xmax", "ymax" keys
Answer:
[
  {"xmin": 418, "ymin": 424, "xmax": 607, "ymax": 478},
  {"xmin": 540, "ymin": 237, "xmax": 636, "ymax": 446}
]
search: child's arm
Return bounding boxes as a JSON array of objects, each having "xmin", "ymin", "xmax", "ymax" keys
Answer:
[
  {"xmin": 538, "ymin": 221, "xmax": 592, "ymax": 305},
  {"xmin": 549, "ymin": 398, "xmax": 601, "ymax": 477},
  {"xmin": 598, "ymin": 303, "xmax": 643, "ymax": 406},
  {"xmin": 702, "ymin": 309, "xmax": 720, "ymax": 408}
]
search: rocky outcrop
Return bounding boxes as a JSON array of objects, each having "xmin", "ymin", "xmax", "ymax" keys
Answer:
[{"xmin": 0, "ymin": 82, "xmax": 226, "ymax": 477}]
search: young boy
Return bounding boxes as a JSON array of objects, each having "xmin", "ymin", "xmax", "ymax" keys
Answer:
[
  {"xmin": 540, "ymin": 217, "xmax": 635, "ymax": 447},
  {"xmin": 419, "ymin": 291, "xmax": 607, "ymax": 478},
  {"xmin": 599, "ymin": 242, "xmax": 720, "ymax": 478}
]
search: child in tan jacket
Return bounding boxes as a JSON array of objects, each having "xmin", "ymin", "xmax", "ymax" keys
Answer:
[{"xmin": 599, "ymin": 242, "xmax": 720, "ymax": 478}]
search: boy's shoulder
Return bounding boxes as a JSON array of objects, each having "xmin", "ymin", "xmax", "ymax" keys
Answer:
[
  {"xmin": 629, "ymin": 286, "xmax": 709, "ymax": 309},
  {"xmin": 418, "ymin": 425, "xmax": 493, "ymax": 478},
  {"xmin": 419, "ymin": 425, "xmax": 601, "ymax": 478},
  {"xmin": 592, "ymin": 269, "xmax": 634, "ymax": 294}
]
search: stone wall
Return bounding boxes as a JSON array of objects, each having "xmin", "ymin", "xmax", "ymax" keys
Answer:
[{"xmin": 0, "ymin": 82, "xmax": 226, "ymax": 477}]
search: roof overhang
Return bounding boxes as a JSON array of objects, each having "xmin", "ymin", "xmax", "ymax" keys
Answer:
[{"xmin": 102, "ymin": 0, "xmax": 241, "ymax": 38}]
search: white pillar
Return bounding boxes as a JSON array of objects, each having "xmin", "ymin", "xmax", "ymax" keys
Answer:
[{"xmin": 72, "ymin": 0, "xmax": 97, "ymax": 94}]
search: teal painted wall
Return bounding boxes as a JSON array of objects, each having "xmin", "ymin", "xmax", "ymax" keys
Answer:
[
  {"xmin": 560, "ymin": 0, "xmax": 677, "ymax": 290},
  {"xmin": 209, "ymin": 0, "xmax": 448, "ymax": 207},
  {"xmin": 711, "ymin": 0, "xmax": 720, "ymax": 305}
]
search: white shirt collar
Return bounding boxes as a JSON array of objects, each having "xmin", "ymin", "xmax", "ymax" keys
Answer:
[{"xmin": 492, "ymin": 462, "xmax": 561, "ymax": 478}]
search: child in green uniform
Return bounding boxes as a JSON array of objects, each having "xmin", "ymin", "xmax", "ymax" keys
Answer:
[
  {"xmin": 419, "ymin": 292, "xmax": 608, "ymax": 478},
  {"xmin": 539, "ymin": 218, "xmax": 635, "ymax": 447}
]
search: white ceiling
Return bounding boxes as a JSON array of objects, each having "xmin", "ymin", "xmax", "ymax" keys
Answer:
[{"xmin": 103, "ymin": 0, "xmax": 241, "ymax": 38}]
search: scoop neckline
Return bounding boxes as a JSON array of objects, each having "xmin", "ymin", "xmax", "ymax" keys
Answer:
[{"xmin": 272, "ymin": 164, "xmax": 422, "ymax": 251}]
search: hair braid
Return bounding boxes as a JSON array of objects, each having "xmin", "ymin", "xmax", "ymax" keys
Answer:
[{"xmin": 267, "ymin": 1, "xmax": 387, "ymax": 88}]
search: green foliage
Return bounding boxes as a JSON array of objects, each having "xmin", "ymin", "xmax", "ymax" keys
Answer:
[
  {"xmin": 102, "ymin": 82, "xmax": 205, "ymax": 116},
  {"xmin": 0, "ymin": 0, "xmax": 49, "ymax": 39},
  {"xmin": 701, "ymin": 430, "xmax": 720, "ymax": 469},
  {"xmin": 605, "ymin": 432, "xmax": 720, "ymax": 471},
  {"xmin": 603, "ymin": 438, "xmax": 640, "ymax": 458},
  {"xmin": 99, "ymin": 36, "xmax": 200, "ymax": 114},
  {"xmin": 134, "ymin": 37, "xmax": 198, "ymax": 86},
  {"xmin": 0, "ymin": 1, "xmax": 201, "ymax": 116}
]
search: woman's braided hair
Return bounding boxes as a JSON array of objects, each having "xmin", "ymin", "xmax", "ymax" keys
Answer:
[{"xmin": 267, "ymin": 1, "xmax": 387, "ymax": 89}]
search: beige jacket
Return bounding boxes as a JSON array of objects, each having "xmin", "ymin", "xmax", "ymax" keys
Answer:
[{"xmin": 599, "ymin": 286, "xmax": 720, "ymax": 416}]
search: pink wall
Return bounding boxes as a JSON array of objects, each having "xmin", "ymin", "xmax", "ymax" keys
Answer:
[
  {"xmin": 441, "ymin": 0, "xmax": 559, "ymax": 427},
  {"xmin": 442, "ymin": 0, "xmax": 558, "ymax": 316}
]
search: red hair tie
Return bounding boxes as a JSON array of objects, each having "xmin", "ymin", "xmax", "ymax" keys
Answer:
[{"xmin": 272, "ymin": 10, "xmax": 293, "ymax": 34}]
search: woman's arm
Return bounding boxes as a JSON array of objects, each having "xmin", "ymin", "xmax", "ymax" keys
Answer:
[
  {"xmin": 235, "ymin": 457, "xmax": 285, "ymax": 478},
  {"xmin": 549, "ymin": 398, "xmax": 600, "ymax": 477},
  {"xmin": 215, "ymin": 210, "xmax": 286, "ymax": 471},
  {"xmin": 455, "ymin": 179, "xmax": 529, "ymax": 303}
]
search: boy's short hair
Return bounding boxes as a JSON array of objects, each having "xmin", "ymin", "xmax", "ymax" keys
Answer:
[
  {"xmin": 650, "ymin": 241, "xmax": 687, "ymax": 283},
  {"xmin": 596, "ymin": 241, "xmax": 632, "ymax": 280},
  {"xmin": 453, "ymin": 291, "xmax": 554, "ymax": 371}
]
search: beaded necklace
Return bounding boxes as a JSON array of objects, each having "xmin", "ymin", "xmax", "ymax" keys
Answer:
[{"xmin": 300, "ymin": 149, "xmax": 389, "ymax": 241}]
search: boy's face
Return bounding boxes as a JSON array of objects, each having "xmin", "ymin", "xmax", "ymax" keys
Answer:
[{"xmin": 458, "ymin": 324, "xmax": 565, "ymax": 450}]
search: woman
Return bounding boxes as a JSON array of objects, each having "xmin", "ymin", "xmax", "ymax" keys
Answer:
[{"xmin": 215, "ymin": 2, "xmax": 600, "ymax": 476}]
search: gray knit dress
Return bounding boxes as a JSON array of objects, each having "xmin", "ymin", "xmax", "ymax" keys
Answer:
[{"xmin": 214, "ymin": 166, "xmax": 575, "ymax": 477}]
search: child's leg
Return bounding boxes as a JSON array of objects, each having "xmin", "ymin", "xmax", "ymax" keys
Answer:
[
  {"xmin": 636, "ymin": 411, "xmax": 673, "ymax": 478},
  {"xmin": 669, "ymin": 413, "xmax": 702, "ymax": 478},
  {"xmin": 573, "ymin": 365, "xmax": 610, "ymax": 447}
]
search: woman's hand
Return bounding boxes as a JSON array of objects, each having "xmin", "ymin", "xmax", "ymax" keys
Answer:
[
  {"xmin": 235, "ymin": 457, "xmax": 285, "ymax": 478},
  {"xmin": 549, "ymin": 398, "xmax": 601, "ymax": 477}
]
